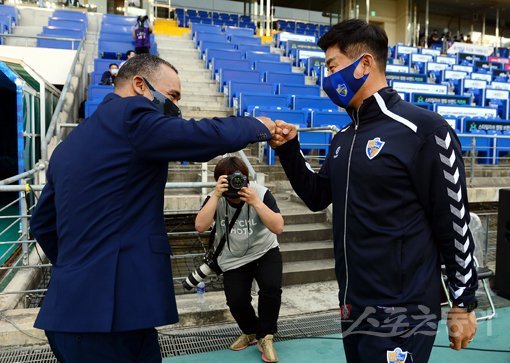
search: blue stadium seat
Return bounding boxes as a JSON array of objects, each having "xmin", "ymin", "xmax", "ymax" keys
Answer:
[
  {"xmin": 0, "ymin": 4, "xmax": 19, "ymax": 24},
  {"xmin": 205, "ymin": 49, "xmax": 243, "ymax": 66},
  {"xmin": 219, "ymin": 69, "xmax": 261, "ymax": 91},
  {"xmin": 265, "ymin": 72, "xmax": 305, "ymax": 87},
  {"xmin": 100, "ymin": 24, "xmax": 132, "ymax": 34},
  {"xmin": 54, "ymin": 9, "xmax": 87, "ymax": 21},
  {"xmin": 228, "ymin": 81, "xmax": 274, "ymax": 107},
  {"xmin": 278, "ymin": 84, "xmax": 321, "ymax": 97},
  {"xmin": 238, "ymin": 93, "xmax": 289, "ymax": 116},
  {"xmin": 94, "ymin": 58, "xmax": 118, "ymax": 74},
  {"xmin": 211, "ymin": 59, "xmax": 251, "ymax": 78},
  {"xmin": 41, "ymin": 26, "xmax": 84, "ymax": 39},
  {"xmin": 48, "ymin": 17, "xmax": 87, "ymax": 32},
  {"xmin": 102, "ymin": 14, "xmax": 136, "ymax": 26},
  {"xmin": 236, "ymin": 44, "xmax": 270, "ymax": 53},
  {"xmin": 195, "ymin": 32, "xmax": 227, "ymax": 46},
  {"xmin": 246, "ymin": 51, "xmax": 280, "ymax": 64},
  {"xmin": 99, "ymin": 40, "xmax": 133, "ymax": 59},
  {"xmin": 293, "ymin": 95, "xmax": 338, "ymax": 111},
  {"xmin": 255, "ymin": 60, "xmax": 292, "ymax": 74},
  {"xmin": 225, "ymin": 26, "xmax": 254, "ymax": 36},
  {"xmin": 37, "ymin": 38, "xmax": 81, "ymax": 50},
  {"xmin": 88, "ymin": 85, "xmax": 114, "ymax": 101},
  {"xmin": 190, "ymin": 23, "xmax": 222, "ymax": 35},
  {"xmin": 311, "ymin": 110, "xmax": 351, "ymax": 128},
  {"xmin": 229, "ymin": 35, "xmax": 261, "ymax": 46},
  {"xmin": 85, "ymin": 98, "xmax": 102, "ymax": 118},
  {"xmin": 199, "ymin": 41, "xmax": 235, "ymax": 56}
]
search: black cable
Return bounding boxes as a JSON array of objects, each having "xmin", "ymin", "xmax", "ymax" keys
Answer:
[{"xmin": 157, "ymin": 332, "xmax": 510, "ymax": 353}]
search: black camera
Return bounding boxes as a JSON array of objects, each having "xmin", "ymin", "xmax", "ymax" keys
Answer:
[
  {"xmin": 182, "ymin": 251, "xmax": 222, "ymax": 291},
  {"xmin": 224, "ymin": 171, "xmax": 248, "ymax": 199}
]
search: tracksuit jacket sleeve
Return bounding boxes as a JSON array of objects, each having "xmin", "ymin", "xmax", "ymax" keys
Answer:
[
  {"xmin": 30, "ymin": 167, "xmax": 59, "ymax": 264},
  {"xmin": 275, "ymin": 137, "xmax": 332, "ymax": 212},
  {"xmin": 125, "ymin": 104, "xmax": 271, "ymax": 162},
  {"xmin": 409, "ymin": 125, "xmax": 478, "ymax": 308}
]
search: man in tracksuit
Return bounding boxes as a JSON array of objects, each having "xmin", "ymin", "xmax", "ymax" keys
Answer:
[{"xmin": 272, "ymin": 19, "xmax": 478, "ymax": 362}]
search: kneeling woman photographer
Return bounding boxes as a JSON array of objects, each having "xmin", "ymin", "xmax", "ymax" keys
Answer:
[{"xmin": 195, "ymin": 156, "xmax": 284, "ymax": 363}]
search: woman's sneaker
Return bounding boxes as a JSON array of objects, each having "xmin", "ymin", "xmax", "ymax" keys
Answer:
[
  {"xmin": 230, "ymin": 333, "xmax": 257, "ymax": 351},
  {"xmin": 257, "ymin": 335, "xmax": 278, "ymax": 362}
]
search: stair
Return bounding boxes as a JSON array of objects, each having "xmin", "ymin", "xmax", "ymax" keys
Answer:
[{"xmin": 155, "ymin": 33, "xmax": 233, "ymax": 120}]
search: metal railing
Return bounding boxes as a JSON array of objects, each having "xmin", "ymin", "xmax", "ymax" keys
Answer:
[{"xmin": 0, "ymin": 34, "xmax": 82, "ymax": 50}]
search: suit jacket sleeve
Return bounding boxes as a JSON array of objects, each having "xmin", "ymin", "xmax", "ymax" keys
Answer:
[
  {"xmin": 409, "ymin": 125, "xmax": 478, "ymax": 308},
  {"xmin": 125, "ymin": 103, "xmax": 271, "ymax": 162},
  {"xmin": 30, "ymin": 167, "xmax": 59, "ymax": 264},
  {"xmin": 275, "ymin": 137, "xmax": 332, "ymax": 212}
]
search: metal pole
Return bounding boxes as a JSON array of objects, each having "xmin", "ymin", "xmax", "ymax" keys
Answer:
[
  {"xmin": 266, "ymin": 0, "xmax": 271, "ymax": 37},
  {"xmin": 259, "ymin": 0, "xmax": 264, "ymax": 37},
  {"xmin": 425, "ymin": 0, "xmax": 429, "ymax": 48},
  {"xmin": 413, "ymin": 3, "xmax": 417, "ymax": 47},
  {"xmin": 20, "ymin": 180, "xmax": 29, "ymax": 266},
  {"xmin": 470, "ymin": 137, "xmax": 475, "ymax": 187},
  {"xmin": 495, "ymin": 8, "xmax": 500, "ymax": 48},
  {"xmin": 366, "ymin": 0, "xmax": 369, "ymax": 22},
  {"xmin": 31, "ymin": 95, "xmax": 36, "ymax": 169},
  {"xmin": 481, "ymin": 13, "xmax": 485, "ymax": 45},
  {"xmin": 201, "ymin": 162, "xmax": 208, "ymax": 200}
]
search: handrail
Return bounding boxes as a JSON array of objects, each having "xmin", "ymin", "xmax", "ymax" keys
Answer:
[
  {"xmin": 0, "ymin": 164, "xmax": 45, "ymax": 186},
  {"xmin": 0, "ymin": 33, "xmax": 83, "ymax": 46},
  {"xmin": 238, "ymin": 149, "xmax": 257, "ymax": 181},
  {"xmin": 0, "ymin": 181, "xmax": 216, "ymax": 192},
  {"xmin": 43, "ymin": 40, "xmax": 85, "ymax": 160}
]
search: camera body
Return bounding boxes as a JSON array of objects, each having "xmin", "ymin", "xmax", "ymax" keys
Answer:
[
  {"xmin": 182, "ymin": 251, "xmax": 222, "ymax": 291},
  {"xmin": 224, "ymin": 171, "xmax": 248, "ymax": 199}
]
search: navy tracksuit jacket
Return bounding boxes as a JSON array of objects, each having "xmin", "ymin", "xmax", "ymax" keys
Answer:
[{"xmin": 276, "ymin": 87, "xmax": 478, "ymax": 323}]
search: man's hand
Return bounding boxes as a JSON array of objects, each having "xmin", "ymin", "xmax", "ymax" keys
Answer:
[
  {"xmin": 447, "ymin": 306, "xmax": 477, "ymax": 350},
  {"xmin": 258, "ymin": 116, "xmax": 275, "ymax": 136},
  {"xmin": 269, "ymin": 120, "xmax": 297, "ymax": 148}
]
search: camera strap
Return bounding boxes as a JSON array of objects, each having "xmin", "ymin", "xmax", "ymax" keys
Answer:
[{"xmin": 208, "ymin": 202, "xmax": 244, "ymax": 261}]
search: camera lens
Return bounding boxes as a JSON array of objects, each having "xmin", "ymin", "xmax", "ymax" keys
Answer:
[{"xmin": 230, "ymin": 175, "xmax": 245, "ymax": 189}]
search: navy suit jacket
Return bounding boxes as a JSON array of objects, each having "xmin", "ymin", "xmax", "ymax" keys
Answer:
[{"xmin": 30, "ymin": 93, "xmax": 271, "ymax": 332}]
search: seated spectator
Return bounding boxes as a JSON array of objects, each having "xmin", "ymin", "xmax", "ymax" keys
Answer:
[
  {"xmin": 466, "ymin": 34, "xmax": 473, "ymax": 44},
  {"xmin": 100, "ymin": 63, "xmax": 118, "ymax": 85},
  {"xmin": 120, "ymin": 50, "xmax": 135, "ymax": 67},
  {"xmin": 427, "ymin": 29, "xmax": 441, "ymax": 48},
  {"xmin": 132, "ymin": 16, "xmax": 153, "ymax": 54}
]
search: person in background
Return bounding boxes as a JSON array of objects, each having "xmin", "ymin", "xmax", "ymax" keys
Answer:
[
  {"xmin": 195, "ymin": 156, "xmax": 284, "ymax": 363},
  {"xmin": 120, "ymin": 50, "xmax": 136, "ymax": 67},
  {"xmin": 133, "ymin": 15, "xmax": 153, "ymax": 54},
  {"xmin": 100, "ymin": 63, "xmax": 118, "ymax": 85},
  {"xmin": 30, "ymin": 54, "xmax": 284, "ymax": 363}
]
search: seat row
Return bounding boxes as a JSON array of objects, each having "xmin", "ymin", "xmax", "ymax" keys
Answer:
[{"xmin": 36, "ymin": 9, "xmax": 86, "ymax": 50}]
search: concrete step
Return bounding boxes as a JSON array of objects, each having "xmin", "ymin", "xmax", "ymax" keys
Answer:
[
  {"xmin": 179, "ymin": 99, "xmax": 227, "ymax": 108},
  {"xmin": 281, "ymin": 210, "xmax": 327, "ymax": 225},
  {"xmin": 180, "ymin": 104, "xmax": 230, "ymax": 112},
  {"xmin": 158, "ymin": 49, "xmax": 200, "ymax": 60},
  {"xmin": 12, "ymin": 26, "xmax": 41, "ymax": 36},
  {"xmin": 4, "ymin": 38, "xmax": 36, "ymax": 47},
  {"xmin": 157, "ymin": 43, "xmax": 196, "ymax": 50},
  {"xmin": 280, "ymin": 241, "xmax": 334, "ymax": 262},
  {"xmin": 280, "ymin": 222, "xmax": 333, "ymax": 243},
  {"xmin": 182, "ymin": 94, "xmax": 226, "ymax": 104},
  {"xmin": 282, "ymin": 259, "xmax": 336, "ymax": 285}
]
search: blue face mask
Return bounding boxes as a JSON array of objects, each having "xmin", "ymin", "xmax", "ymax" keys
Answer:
[
  {"xmin": 322, "ymin": 55, "xmax": 369, "ymax": 109},
  {"xmin": 143, "ymin": 78, "xmax": 182, "ymax": 118}
]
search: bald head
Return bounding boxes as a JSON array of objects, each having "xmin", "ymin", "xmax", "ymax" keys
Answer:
[{"xmin": 114, "ymin": 54, "xmax": 181, "ymax": 104}]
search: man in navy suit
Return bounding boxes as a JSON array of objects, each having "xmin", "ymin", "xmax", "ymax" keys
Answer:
[{"xmin": 30, "ymin": 54, "xmax": 280, "ymax": 363}]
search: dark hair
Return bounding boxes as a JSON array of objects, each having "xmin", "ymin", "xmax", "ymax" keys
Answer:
[
  {"xmin": 317, "ymin": 19, "xmax": 388, "ymax": 72},
  {"xmin": 109, "ymin": 63, "xmax": 118, "ymax": 69},
  {"xmin": 115, "ymin": 54, "xmax": 178, "ymax": 85},
  {"xmin": 126, "ymin": 50, "xmax": 135, "ymax": 56},
  {"xmin": 214, "ymin": 157, "xmax": 249, "ymax": 181}
]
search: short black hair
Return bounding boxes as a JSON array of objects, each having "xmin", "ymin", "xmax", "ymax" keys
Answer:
[
  {"xmin": 115, "ymin": 54, "xmax": 178, "ymax": 86},
  {"xmin": 317, "ymin": 19, "xmax": 388, "ymax": 72},
  {"xmin": 126, "ymin": 50, "xmax": 135, "ymax": 56},
  {"xmin": 109, "ymin": 63, "xmax": 118, "ymax": 69},
  {"xmin": 214, "ymin": 157, "xmax": 248, "ymax": 181}
]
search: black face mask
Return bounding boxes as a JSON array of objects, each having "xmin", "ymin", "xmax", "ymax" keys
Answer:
[{"xmin": 142, "ymin": 78, "xmax": 182, "ymax": 118}]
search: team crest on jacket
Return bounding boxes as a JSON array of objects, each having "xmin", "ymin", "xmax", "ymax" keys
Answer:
[
  {"xmin": 336, "ymin": 84, "xmax": 348, "ymax": 97},
  {"xmin": 366, "ymin": 137, "xmax": 385, "ymax": 160},
  {"xmin": 386, "ymin": 348, "xmax": 408, "ymax": 363}
]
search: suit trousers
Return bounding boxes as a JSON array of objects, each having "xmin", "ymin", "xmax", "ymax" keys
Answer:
[
  {"xmin": 222, "ymin": 247, "xmax": 283, "ymax": 340},
  {"xmin": 45, "ymin": 328, "xmax": 161, "ymax": 363}
]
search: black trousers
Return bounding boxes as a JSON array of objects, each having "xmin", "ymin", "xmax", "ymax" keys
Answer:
[
  {"xmin": 45, "ymin": 328, "xmax": 161, "ymax": 363},
  {"xmin": 135, "ymin": 46, "xmax": 150, "ymax": 55},
  {"xmin": 223, "ymin": 247, "xmax": 282, "ymax": 340},
  {"xmin": 341, "ymin": 313, "xmax": 438, "ymax": 363}
]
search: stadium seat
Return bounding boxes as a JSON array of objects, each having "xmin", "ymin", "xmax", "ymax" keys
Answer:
[
  {"xmin": 219, "ymin": 69, "xmax": 261, "ymax": 91},
  {"xmin": 255, "ymin": 61, "xmax": 292, "ymax": 74},
  {"xmin": 238, "ymin": 93, "xmax": 290, "ymax": 116},
  {"xmin": 211, "ymin": 59, "xmax": 251, "ymax": 78},
  {"xmin": 265, "ymin": 72, "xmax": 305, "ymax": 88},
  {"xmin": 228, "ymin": 81, "xmax": 274, "ymax": 107},
  {"xmin": 246, "ymin": 51, "xmax": 280, "ymax": 64},
  {"xmin": 293, "ymin": 95, "xmax": 337, "ymax": 111},
  {"xmin": 88, "ymin": 85, "xmax": 114, "ymax": 101},
  {"xmin": 278, "ymin": 84, "xmax": 321, "ymax": 97},
  {"xmin": 311, "ymin": 110, "xmax": 351, "ymax": 128},
  {"xmin": 205, "ymin": 49, "xmax": 243, "ymax": 67}
]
